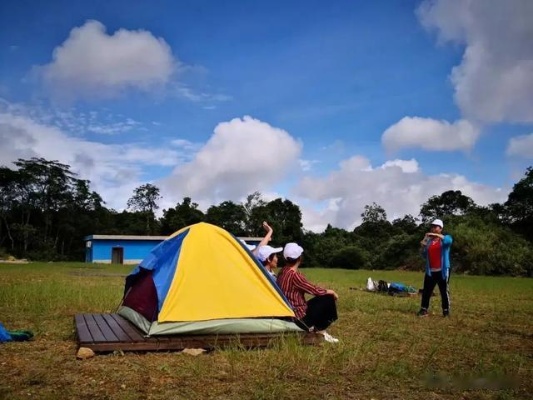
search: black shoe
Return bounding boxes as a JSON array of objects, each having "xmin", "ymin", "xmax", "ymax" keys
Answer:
[
  {"xmin": 417, "ymin": 309, "xmax": 428, "ymax": 317},
  {"xmin": 443, "ymin": 309, "xmax": 450, "ymax": 317}
]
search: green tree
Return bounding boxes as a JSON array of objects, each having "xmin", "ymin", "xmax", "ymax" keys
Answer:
[
  {"xmin": 127, "ymin": 184, "xmax": 161, "ymax": 234},
  {"xmin": 309, "ymin": 225, "xmax": 353, "ymax": 268},
  {"xmin": 160, "ymin": 197, "xmax": 204, "ymax": 235},
  {"xmin": 375, "ymin": 233, "xmax": 423, "ymax": 271},
  {"xmin": 504, "ymin": 166, "xmax": 533, "ymax": 241},
  {"xmin": 354, "ymin": 203, "xmax": 393, "ymax": 267},
  {"xmin": 451, "ymin": 215, "xmax": 531, "ymax": 276},
  {"xmin": 361, "ymin": 202, "xmax": 387, "ymax": 223},
  {"xmin": 0, "ymin": 158, "xmax": 108, "ymax": 260},
  {"xmin": 419, "ymin": 190, "xmax": 476, "ymax": 223},
  {"xmin": 205, "ymin": 201, "xmax": 246, "ymax": 235},
  {"xmin": 242, "ymin": 192, "xmax": 267, "ymax": 235},
  {"xmin": 16, "ymin": 158, "xmax": 79, "ymax": 246},
  {"xmin": 252, "ymin": 198, "xmax": 304, "ymax": 245},
  {"xmin": 330, "ymin": 246, "xmax": 370, "ymax": 270},
  {"xmin": 392, "ymin": 214, "xmax": 419, "ymax": 235},
  {"xmin": 0, "ymin": 167, "xmax": 18, "ymax": 251}
]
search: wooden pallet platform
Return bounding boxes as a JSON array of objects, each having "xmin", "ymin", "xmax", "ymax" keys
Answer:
[{"xmin": 75, "ymin": 313, "xmax": 322, "ymax": 353}]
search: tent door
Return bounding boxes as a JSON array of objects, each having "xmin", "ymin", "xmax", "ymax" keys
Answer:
[{"xmin": 111, "ymin": 247, "xmax": 124, "ymax": 264}]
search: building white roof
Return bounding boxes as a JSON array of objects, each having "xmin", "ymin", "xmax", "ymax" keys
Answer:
[{"xmin": 84, "ymin": 235, "xmax": 263, "ymax": 242}]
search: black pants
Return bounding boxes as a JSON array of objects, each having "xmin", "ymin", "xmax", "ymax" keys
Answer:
[
  {"xmin": 421, "ymin": 272, "xmax": 450, "ymax": 311},
  {"xmin": 301, "ymin": 294, "xmax": 338, "ymax": 331}
]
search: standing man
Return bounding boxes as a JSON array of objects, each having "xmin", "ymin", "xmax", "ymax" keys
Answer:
[{"xmin": 417, "ymin": 218, "xmax": 453, "ymax": 317}]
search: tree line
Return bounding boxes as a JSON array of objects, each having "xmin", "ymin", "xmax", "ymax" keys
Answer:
[{"xmin": 1, "ymin": 157, "xmax": 532, "ymax": 276}]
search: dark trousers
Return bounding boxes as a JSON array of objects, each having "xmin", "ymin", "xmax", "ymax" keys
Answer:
[
  {"xmin": 421, "ymin": 272, "xmax": 450, "ymax": 311},
  {"xmin": 301, "ymin": 294, "xmax": 338, "ymax": 331}
]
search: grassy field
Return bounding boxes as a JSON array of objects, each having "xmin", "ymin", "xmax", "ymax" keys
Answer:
[{"xmin": 0, "ymin": 262, "xmax": 532, "ymax": 400}]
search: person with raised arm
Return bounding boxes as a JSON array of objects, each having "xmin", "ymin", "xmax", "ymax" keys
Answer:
[{"xmin": 417, "ymin": 218, "xmax": 453, "ymax": 317}]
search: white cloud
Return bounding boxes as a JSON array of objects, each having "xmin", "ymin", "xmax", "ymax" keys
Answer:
[
  {"xmin": 36, "ymin": 20, "xmax": 176, "ymax": 100},
  {"xmin": 382, "ymin": 117, "xmax": 480, "ymax": 152},
  {"xmin": 87, "ymin": 118, "xmax": 139, "ymax": 135},
  {"xmin": 506, "ymin": 133, "xmax": 533, "ymax": 158},
  {"xmin": 417, "ymin": 0, "xmax": 533, "ymax": 123},
  {"xmin": 170, "ymin": 139, "xmax": 202, "ymax": 152},
  {"xmin": 294, "ymin": 155, "xmax": 506, "ymax": 231},
  {"xmin": 0, "ymin": 101, "xmax": 512, "ymax": 233},
  {"xmin": 0, "ymin": 105, "xmax": 188, "ymax": 211},
  {"xmin": 159, "ymin": 116, "xmax": 302, "ymax": 204},
  {"xmin": 299, "ymin": 159, "xmax": 319, "ymax": 172},
  {"xmin": 380, "ymin": 159, "xmax": 419, "ymax": 173},
  {"xmin": 174, "ymin": 84, "xmax": 232, "ymax": 103}
]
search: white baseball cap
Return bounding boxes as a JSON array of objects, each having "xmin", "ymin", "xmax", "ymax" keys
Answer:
[
  {"xmin": 283, "ymin": 243, "xmax": 304, "ymax": 259},
  {"xmin": 256, "ymin": 245, "xmax": 282, "ymax": 262},
  {"xmin": 239, "ymin": 239, "xmax": 256, "ymax": 251},
  {"xmin": 431, "ymin": 219, "xmax": 444, "ymax": 228}
]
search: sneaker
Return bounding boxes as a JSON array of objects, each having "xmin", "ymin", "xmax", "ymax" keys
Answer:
[
  {"xmin": 443, "ymin": 309, "xmax": 450, "ymax": 317},
  {"xmin": 320, "ymin": 332, "xmax": 339, "ymax": 343},
  {"xmin": 417, "ymin": 309, "xmax": 429, "ymax": 317}
]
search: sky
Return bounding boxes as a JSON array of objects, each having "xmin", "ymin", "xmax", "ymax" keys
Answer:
[{"xmin": 0, "ymin": 0, "xmax": 532, "ymax": 232}]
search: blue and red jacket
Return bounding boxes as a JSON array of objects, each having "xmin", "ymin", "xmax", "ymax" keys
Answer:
[{"xmin": 421, "ymin": 234, "xmax": 453, "ymax": 279}]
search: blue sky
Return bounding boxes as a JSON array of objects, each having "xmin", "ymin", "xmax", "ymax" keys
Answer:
[{"xmin": 1, "ymin": 0, "xmax": 532, "ymax": 231}]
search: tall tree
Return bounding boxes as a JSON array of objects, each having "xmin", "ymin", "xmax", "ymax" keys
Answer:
[
  {"xmin": 242, "ymin": 191, "xmax": 267, "ymax": 235},
  {"xmin": 261, "ymin": 198, "xmax": 304, "ymax": 244},
  {"xmin": 419, "ymin": 190, "xmax": 476, "ymax": 222},
  {"xmin": 13, "ymin": 158, "xmax": 78, "ymax": 253},
  {"xmin": 361, "ymin": 202, "xmax": 387, "ymax": 223},
  {"xmin": 0, "ymin": 158, "xmax": 107, "ymax": 259},
  {"xmin": 159, "ymin": 197, "xmax": 204, "ymax": 235},
  {"xmin": 354, "ymin": 203, "xmax": 392, "ymax": 266},
  {"xmin": 0, "ymin": 167, "xmax": 18, "ymax": 250},
  {"xmin": 205, "ymin": 201, "xmax": 246, "ymax": 235},
  {"xmin": 504, "ymin": 166, "xmax": 533, "ymax": 240},
  {"xmin": 127, "ymin": 184, "xmax": 161, "ymax": 234},
  {"xmin": 392, "ymin": 214, "xmax": 418, "ymax": 235}
]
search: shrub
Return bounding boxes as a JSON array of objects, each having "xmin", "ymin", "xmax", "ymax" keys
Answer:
[{"xmin": 330, "ymin": 246, "xmax": 370, "ymax": 269}]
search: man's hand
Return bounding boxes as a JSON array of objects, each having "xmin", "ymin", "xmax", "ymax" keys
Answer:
[
  {"xmin": 262, "ymin": 221, "xmax": 273, "ymax": 241},
  {"xmin": 263, "ymin": 221, "xmax": 272, "ymax": 232}
]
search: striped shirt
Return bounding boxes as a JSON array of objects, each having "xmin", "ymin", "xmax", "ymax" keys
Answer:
[{"xmin": 276, "ymin": 267, "xmax": 327, "ymax": 319}]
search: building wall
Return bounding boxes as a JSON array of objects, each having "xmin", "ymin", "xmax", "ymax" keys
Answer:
[
  {"xmin": 85, "ymin": 236, "xmax": 263, "ymax": 264},
  {"xmin": 89, "ymin": 239, "xmax": 164, "ymax": 264}
]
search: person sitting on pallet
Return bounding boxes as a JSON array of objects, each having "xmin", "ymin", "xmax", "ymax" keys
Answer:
[{"xmin": 276, "ymin": 243, "xmax": 340, "ymax": 343}]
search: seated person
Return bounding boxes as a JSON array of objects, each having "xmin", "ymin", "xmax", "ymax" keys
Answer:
[
  {"xmin": 240, "ymin": 221, "xmax": 273, "ymax": 257},
  {"xmin": 256, "ymin": 245, "xmax": 283, "ymax": 278},
  {"xmin": 276, "ymin": 243, "xmax": 339, "ymax": 343}
]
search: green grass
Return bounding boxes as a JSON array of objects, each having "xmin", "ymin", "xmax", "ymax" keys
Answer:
[{"xmin": 0, "ymin": 262, "xmax": 532, "ymax": 399}]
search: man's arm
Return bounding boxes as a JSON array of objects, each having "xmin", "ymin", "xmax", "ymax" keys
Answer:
[{"xmin": 252, "ymin": 221, "xmax": 273, "ymax": 256}]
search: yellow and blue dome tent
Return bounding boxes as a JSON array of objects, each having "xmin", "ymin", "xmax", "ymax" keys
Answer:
[{"xmin": 118, "ymin": 222, "xmax": 302, "ymax": 336}]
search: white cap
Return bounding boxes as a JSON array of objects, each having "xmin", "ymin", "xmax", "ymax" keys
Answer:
[
  {"xmin": 239, "ymin": 239, "xmax": 256, "ymax": 251},
  {"xmin": 256, "ymin": 245, "xmax": 282, "ymax": 262},
  {"xmin": 283, "ymin": 242, "xmax": 304, "ymax": 259},
  {"xmin": 431, "ymin": 219, "xmax": 443, "ymax": 228}
]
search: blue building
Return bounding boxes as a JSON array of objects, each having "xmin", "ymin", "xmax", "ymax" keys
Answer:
[
  {"xmin": 84, "ymin": 235, "xmax": 167, "ymax": 264},
  {"xmin": 84, "ymin": 234, "xmax": 263, "ymax": 264}
]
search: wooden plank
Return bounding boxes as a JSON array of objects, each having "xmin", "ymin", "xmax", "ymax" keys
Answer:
[
  {"xmin": 84, "ymin": 314, "xmax": 107, "ymax": 343},
  {"xmin": 75, "ymin": 313, "xmax": 322, "ymax": 353},
  {"xmin": 81, "ymin": 333, "xmax": 320, "ymax": 352},
  {"xmin": 101, "ymin": 314, "xmax": 134, "ymax": 342},
  {"xmin": 92, "ymin": 314, "xmax": 120, "ymax": 342},
  {"xmin": 109, "ymin": 314, "xmax": 146, "ymax": 342},
  {"xmin": 74, "ymin": 314, "xmax": 93, "ymax": 344}
]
